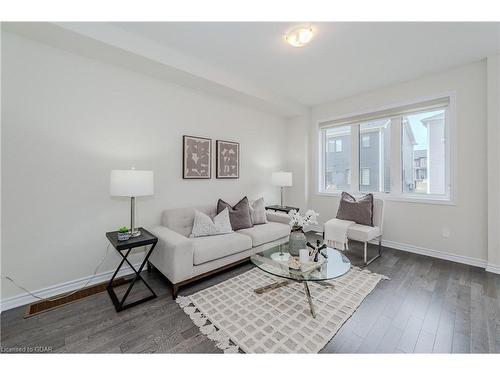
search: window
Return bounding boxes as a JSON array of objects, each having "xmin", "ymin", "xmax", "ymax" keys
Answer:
[
  {"xmin": 361, "ymin": 135, "xmax": 370, "ymax": 147},
  {"xmin": 318, "ymin": 97, "xmax": 451, "ymax": 202},
  {"xmin": 359, "ymin": 119, "xmax": 390, "ymax": 192},
  {"xmin": 360, "ymin": 168, "xmax": 370, "ymax": 186},
  {"xmin": 345, "ymin": 169, "xmax": 351, "ymax": 185},
  {"xmin": 335, "ymin": 139, "xmax": 343, "ymax": 152},
  {"xmin": 328, "ymin": 140, "xmax": 335, "ymax": 152},
  {"xmin": 402, "ymin": 109, "xmax": 446, "ymax": 195},
  {"xmin": 322, "ymin": 125, "xmax": 351, "ymax": 192}
]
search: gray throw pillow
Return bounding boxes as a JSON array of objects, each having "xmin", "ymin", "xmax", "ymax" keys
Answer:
[
  {"xmin": 217, "ymin": 197, "xmax": 253, "ymax": 231},
  {"xmin": 336, "ymin": 192, "xmax": 374, "ymax": 226},
  {"xmin": 250, "ymin": 197, "xmax": 268, "ymax": 225}
]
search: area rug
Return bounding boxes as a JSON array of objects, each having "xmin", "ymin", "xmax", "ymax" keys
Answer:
[{"xmin": 176, "ymin": 267, "xmax": 388, "ymax": 353}]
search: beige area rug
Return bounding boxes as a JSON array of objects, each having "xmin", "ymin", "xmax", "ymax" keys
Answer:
[{"xmin": 176, "ymin": 267, "xmax": 388, "ymax": 353}]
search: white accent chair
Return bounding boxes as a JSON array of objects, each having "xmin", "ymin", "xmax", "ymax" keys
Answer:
[{"xmin": 325, "ymin": 198, "xmax": 385, "ymax": 266}]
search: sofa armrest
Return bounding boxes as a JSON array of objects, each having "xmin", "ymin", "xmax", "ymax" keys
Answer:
[
  {"xmin": 266, "ymin": 211, "xmax": 291, "ymax": 226},
  {"xmin": 149, "ymin": 226, "xmax": 194, "ymax": 284}
]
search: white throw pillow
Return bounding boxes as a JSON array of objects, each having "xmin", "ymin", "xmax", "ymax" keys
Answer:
[
  {"xmin": 250, "ymin": 197, "xmax": 268, "ymax": 225},
  {"xmin": 190, "ymin": 208, "xmax": 233, "ymax": 238}
]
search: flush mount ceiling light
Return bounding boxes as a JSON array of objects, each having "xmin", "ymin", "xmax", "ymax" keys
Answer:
[{"xmin": 285, "ymin": 26, "xmax": 314, "ymax": 47}]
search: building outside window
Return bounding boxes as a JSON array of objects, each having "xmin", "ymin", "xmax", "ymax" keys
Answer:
[
  {"xmin": 360, "ymin": 168, "xmax": 370, "ymax": 186},
  {"xmin": 335, "ymin": 139, "xmax": 343, "ymax": 152},
  {"xmin": 359, "ymin": 119, "xmax": 390, "ymax": 193},
  {"xmin": 318, "ymin": 97, "xmax": 450, "ymax": 201},
  {"xmin": 361, "ymin": 135, "xmax": 370, "ymax": 147},
  {"xmin": 345, "ymin": 169, "xmax": 351, "ymax": 185},
  {"xmin": 323, "ymin": 125, "xmax": 351, "ymax": 192},
  {"xmin": 402, "ymin": 109, "xmax": 446, "ymax": 195}
]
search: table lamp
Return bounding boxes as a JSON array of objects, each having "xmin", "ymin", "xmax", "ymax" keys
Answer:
[
  {"xmin": 110, "ymin": 169, "xmax": 154, "ymax": 237},
  {"xmin": 272, "ymin": 171, "xmax": 292, "ymax": 207}
]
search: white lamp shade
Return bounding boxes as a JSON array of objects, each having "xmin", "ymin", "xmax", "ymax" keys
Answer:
[
  {"xmin": 110, "ymin": 170, "xmax": 154, "ymax": 197},
  {"xmin": 272, "ymin": 172, "xmax": 293, "ymax": 187}
]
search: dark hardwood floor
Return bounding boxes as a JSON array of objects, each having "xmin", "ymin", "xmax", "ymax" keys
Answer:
[{"xmin": 2, "ymin": 237, "xmax": 499, "ymax": 353}]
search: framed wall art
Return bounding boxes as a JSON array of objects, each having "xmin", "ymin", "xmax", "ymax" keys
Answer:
[
  {"xmin": 183, "ymin": 135, "xmax": 211, "ymax": 179},
  {"xmin": 216, "ymin": 140, "xmax": 239, "ymax": 179}
]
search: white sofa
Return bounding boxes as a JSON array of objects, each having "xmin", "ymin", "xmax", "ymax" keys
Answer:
[{"xmin": 149, "ymin": 206, "xmax": 291, "ymax": 297}]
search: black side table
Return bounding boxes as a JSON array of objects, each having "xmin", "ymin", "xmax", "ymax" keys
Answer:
[
  {"xmin": 105, "ymin": 227, "xmax": 158, "ymax": 312},
  {"xmin": 265, "ymin": 205, "xmax": 300, "ymax": 214}
]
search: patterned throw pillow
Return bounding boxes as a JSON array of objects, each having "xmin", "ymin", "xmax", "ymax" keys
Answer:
[
  {"xmin": 336, "ymin": 192, "xmax": 374, "ymax": 226},
  {"xmin": 217, "ymin": 197, "xmax": 253, "ymax": 231},
  {"xmin": 191, "ymin": 208, "xmax": 233, "ymax": 237},
  {"xmin": 250, "ymin": 197, "xmax": 268, "ymax": 225}
]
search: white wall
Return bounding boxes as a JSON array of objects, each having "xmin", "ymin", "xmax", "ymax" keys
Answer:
[
  {"xmin": 1, "ymin": 32, "xmax": 287, "ymax": 303},
  {"xmin": 487, "ymin": 54, "xmax": 500, "ymax": 271},
  {"xmin": 306, "ymin": 61, "xmax": 488, "ymax": 265},
  {"xmin": 284, "ymin": 114, "xmax": 310, "ymax": 211}
]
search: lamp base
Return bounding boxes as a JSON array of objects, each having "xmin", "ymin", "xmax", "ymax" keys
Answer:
[{"xmin": 130, "ymin": 230, "xmax": 141, "ymax": 238}]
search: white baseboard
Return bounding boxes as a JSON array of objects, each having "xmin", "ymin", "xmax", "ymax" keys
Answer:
[
  {"xmin": 1, "ymin": 263, "xmax": 143, "ymax": 312},
  {"xmin": 485, "ymin": 263, "xmax": 500, "ymax": 275},
  {"xmin": 307, "ymin": 226, "xmax": 490, "ymax": 271},
  {"xmin": 379, "ymin": 239, "xmax": 488, "ymax": 269}
]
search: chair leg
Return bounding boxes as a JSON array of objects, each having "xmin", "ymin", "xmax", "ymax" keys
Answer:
[{"xmin": 363, "ymin": 236, "xmax": 382, "ymax": 267}]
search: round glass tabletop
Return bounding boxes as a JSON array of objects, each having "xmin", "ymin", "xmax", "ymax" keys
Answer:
[{"xmin": 250, "ymin": 242, "xmax": 351, "ymax": 282}]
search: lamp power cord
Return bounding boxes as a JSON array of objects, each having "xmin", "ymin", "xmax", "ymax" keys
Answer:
[{"xmin": 1, "ymin": 243, "xmax": 111, "ymax": 302}]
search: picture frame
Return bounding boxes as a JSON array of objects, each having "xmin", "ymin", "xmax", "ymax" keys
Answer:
[
  {"xmin": 183, "ymin": 135, "xmax": 212, "ymax": 179},
  {"xmin": 216, "ymin": 140, "xmax": 240, "ymax": 179}
]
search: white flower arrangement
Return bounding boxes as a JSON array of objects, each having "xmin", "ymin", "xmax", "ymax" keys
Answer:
[{"xmin": 288, "ymin": 209, "xmax": 319, "ymax": 230}]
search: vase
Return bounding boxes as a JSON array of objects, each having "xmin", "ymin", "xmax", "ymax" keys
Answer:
[
  {"xmin": 289, "ymin": 228, "xmax": 307, "ymax": 256},
  {"xmin": 117, "ymin": 232, "xmax": 131, "ymax": 241}
]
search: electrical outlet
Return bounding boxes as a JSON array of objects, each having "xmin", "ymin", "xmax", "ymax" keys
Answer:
[{"xmin": 442, "ymin": 227, "xmax": 451, "ymax": 238}]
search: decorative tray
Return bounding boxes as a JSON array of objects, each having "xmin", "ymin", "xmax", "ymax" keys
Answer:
[{"xmin": 287, "ymin": 256, "xmax": 325, "ymax": 273}]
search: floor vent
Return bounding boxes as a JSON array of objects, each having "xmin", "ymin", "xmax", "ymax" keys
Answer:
[{"xmin": 24, "ymin": 277, "xmax": 127, "ymax": 318}]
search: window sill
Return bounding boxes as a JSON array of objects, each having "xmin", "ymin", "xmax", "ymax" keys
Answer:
[{"xmin": 316, "ymin": 191, "xmax": 456, "ymax": 206}]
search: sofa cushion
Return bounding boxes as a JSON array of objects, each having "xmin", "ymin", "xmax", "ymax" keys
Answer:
[
  {"xmin": 162, "ymin": 206, "xmax": 216, "ymax": 237},
  {"xmin": 347, "ymin": 224, "xmax": 381, "ymax": 242},
  {"xmin": 192, "ymin": 232, "xmax": 252, "ymax": 265},
  {"xmin": 237, "ymin": 221, "xmax": 290, "ymax": 247}
]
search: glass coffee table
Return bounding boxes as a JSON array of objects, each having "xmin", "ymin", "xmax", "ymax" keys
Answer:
[{"xmin": 250, "ymin": 243, "xmax": 351, "ymax": 318}]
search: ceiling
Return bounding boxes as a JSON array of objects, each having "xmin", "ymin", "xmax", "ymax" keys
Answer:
[
  {"xmin": 5, "ymin": 22, "xmax": 500, "ymax": 116},
  {"xmin": 112, "ymin": 22, "xmax": 500, "ymax": 107}
]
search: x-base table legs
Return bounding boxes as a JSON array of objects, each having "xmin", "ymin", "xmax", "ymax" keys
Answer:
[
  {"xmin": 254, "ymin": 279, "xmax": 335, "ymax": 318},
  {"xmin": 106, "ymin": 243, "xmax": 157, "ymax": 312}
]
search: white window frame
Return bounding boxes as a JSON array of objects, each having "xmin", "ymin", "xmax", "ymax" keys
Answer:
[{"xmin": 316, "ymin": 92, "xmax": 456, "ymax": 205}]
